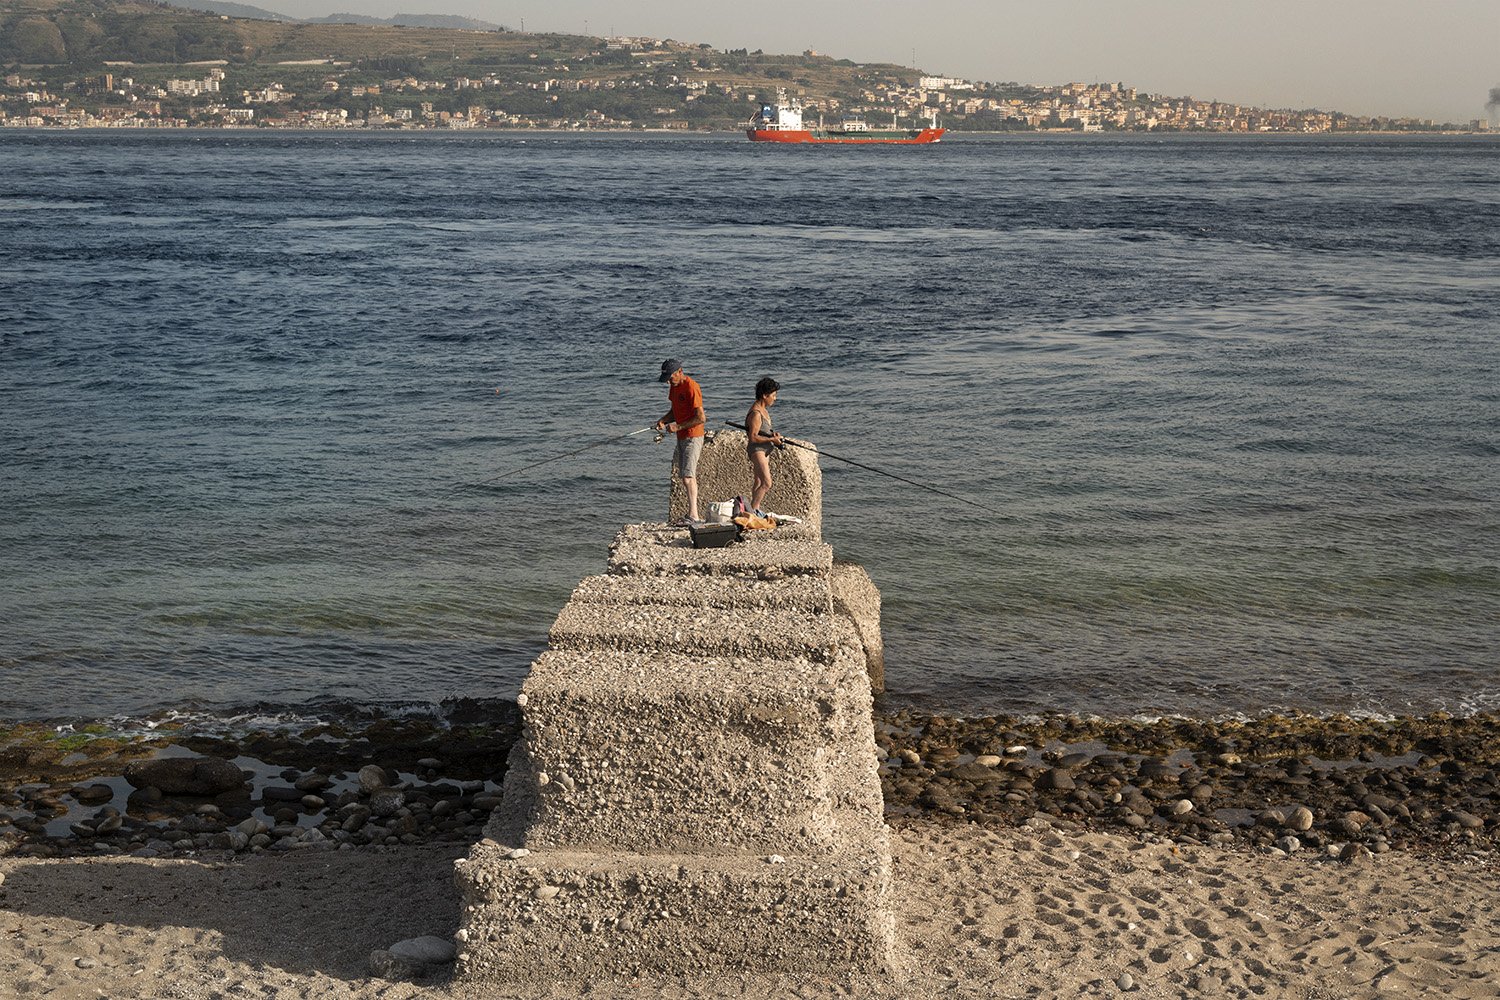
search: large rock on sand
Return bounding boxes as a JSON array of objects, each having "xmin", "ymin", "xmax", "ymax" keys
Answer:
[{"xmin": 124, "ymin": 755, "xmax": 246, "ymax": 796}]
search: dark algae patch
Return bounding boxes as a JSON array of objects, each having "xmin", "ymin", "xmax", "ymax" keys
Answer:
[
  {"xmin": 0, "ymin": 701, "xmax": 521, "ymax": 859},
  {"xmin": 1, "ymin": 707, "xmax": 1496, "ymax": 860}
]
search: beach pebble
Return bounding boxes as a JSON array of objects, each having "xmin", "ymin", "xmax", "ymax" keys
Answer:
[
  {"xmin": 1449, "ymin": 810, "xmax": 1484, "ymax": 830},
  {"xmin": 1170, "ymin": 799, "xmax": 1195, "ymax": 816},
  {"xmin": 417, "ymin": 757, "xmax": 442, "ymax": 770},
  {"xmin": 1037, "ymin": 768, "xmax": 1075, "ymax": 792},
  {"xmin": 975, "ymin": 754, "xmax": 1002, "ymax": 767},
  {"xmin": 1284, "ymin": 806, "xmax": 1314, "ymax": 831},
  {"xmin": 1340, "ymin": 843, "xmax": 1374, "ymax": 866},
  {"xmin": 75, "ymin": 957, "xmax": 98, "ymax": 969},
  {"xmin": 1275, "ymin": 835, "xmax": 1301, "ymax": 854},
  {"xmin": 123, "ymin": 756, "xmax": 246, "ymax": 796},
  {"xmin": 358, "ymin": 765, "xmax": 388, "ymax": 793},
  {"xmin": 1117, "ymin": 972, "xmax": 1135, "ymax": 990},
  {"xmin": 533, "ymin": 884, "xmax": 560, "ymax": 900},
  {"xmin": 73, "ymin": 784, "xmax": 114, "ymax": 805},
  {"xmin": 389, "ymin": 935, "xmax": 457, "ymax": 966},
  {"xmin": 294, "ymin": 773, "xmax": 331, "ymax": 792},
  {"xmin": 506, "ymin": 847, "xmax": 530, "ymax": 860},
  {"xmin": 370, "ymin": 789, "xmax": 404, "ymax": 817},
  {"xmin": 516, "ymin": 693, "xmax": 528, "ymax": 707},
  {"xmin": 300, "ymin": 795, "xmax": 325, "ymax": 810}
]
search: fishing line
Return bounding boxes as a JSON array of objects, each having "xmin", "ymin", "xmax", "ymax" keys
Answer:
[
  {"xmin": 456, "ymin": 426, "xmax": 659, "ymax": 493},
  {"xmin": 727, "ymin": 421, "xmax": 986, "ymax": 510}
]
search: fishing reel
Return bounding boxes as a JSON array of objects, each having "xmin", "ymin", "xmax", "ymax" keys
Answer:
[{"xmin": 653, "ymin": 428, "xmax": 716, "ymax": 444}]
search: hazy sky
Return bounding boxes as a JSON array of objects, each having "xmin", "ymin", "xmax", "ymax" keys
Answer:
[{"xmin": 268, "ymin": 0, "xmax": 1499, "ymax": 122}]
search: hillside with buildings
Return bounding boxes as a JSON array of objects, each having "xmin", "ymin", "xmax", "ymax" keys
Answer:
[{"xmin": 0, "ymin": 0, "xmax": 1484, "ymax": 131}]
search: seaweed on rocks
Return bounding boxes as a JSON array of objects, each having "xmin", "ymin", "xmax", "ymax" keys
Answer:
[
  {"xmin": 0, "ymin": 701, "xmax": 522, "ymax": 860},
  {"xmin": 5, "ymin": 705, "xmax": 1498, "ymax": 861}
]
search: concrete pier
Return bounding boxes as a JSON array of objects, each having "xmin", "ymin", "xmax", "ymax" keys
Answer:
[{"xmin": 453, "ymin": 436, "xmax": 892, "ymax": 983}]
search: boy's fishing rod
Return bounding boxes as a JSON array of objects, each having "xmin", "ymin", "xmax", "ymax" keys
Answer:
[
  {"xmin": 462, "ymin": 426, "xmax": 660, "ymax": 491},
  {"xmin": 726, "ymin": 421, "xmax": 986, "ymax": 510}
]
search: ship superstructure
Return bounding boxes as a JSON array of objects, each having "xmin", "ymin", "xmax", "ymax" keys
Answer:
[{"xmin": 745, "ymin": 89, "xmax": 945, "ymax": 144}]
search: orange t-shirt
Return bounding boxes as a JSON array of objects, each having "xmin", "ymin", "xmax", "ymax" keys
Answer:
[{"xmin": 668, "ymin": 375, "xmax": 706, "ymax": 439}]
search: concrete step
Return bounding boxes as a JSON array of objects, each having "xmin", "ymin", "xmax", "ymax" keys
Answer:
[
  {"xmin": 549, "ymin": 597, "xmax": 838, "ymax": 662},
  {"xmin": 831, "ymin": 562, "xmax": 885, "ymax": 693},
  {"xmin": 569, "ymin": 573, "xmax": 833, "ymax": 615},
  {"xmin": 607, "ymin": 523, "xmax": 833, "ymax": 579},
  {"xmin": 454, "ymin": 835, "xmax": 893, "ymax": 981},
  {"xmin": 486, "ymin": 643, "xmax": 884, "ymax": 854}
]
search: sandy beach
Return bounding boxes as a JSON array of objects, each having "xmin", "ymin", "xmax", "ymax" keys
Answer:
[{"xmin": 3, "ymin": 817, "xmax": 1496, "ymax": 1000}]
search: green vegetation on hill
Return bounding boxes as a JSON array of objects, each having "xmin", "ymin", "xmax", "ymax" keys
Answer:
[
  {"xmin": 1, "ymin": 0, "xmax": 1471, "ymax": 131},
  {"xmin": 0, "ymin": 0, "xmax": 910, "ymax": 93}
]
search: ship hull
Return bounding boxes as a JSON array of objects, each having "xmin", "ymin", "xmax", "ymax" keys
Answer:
[{"xmin": 746, "ymin": 127, "xmax": 945, "ymax": 144}]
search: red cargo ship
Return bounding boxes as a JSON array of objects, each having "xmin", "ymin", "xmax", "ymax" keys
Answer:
[{"xmin": 745, "ymin": 89, "xmax": 945, "ymax": 144}]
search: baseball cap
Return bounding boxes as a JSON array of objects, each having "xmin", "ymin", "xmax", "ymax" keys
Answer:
[{"xmin": 658, "ymin": 359, "xmax": 682, "ymax": 382}]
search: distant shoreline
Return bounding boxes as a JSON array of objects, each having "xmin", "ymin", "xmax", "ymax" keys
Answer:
[{"xmin": 1, "ymin": 125, "xmax": 1494, "ymax": 137}]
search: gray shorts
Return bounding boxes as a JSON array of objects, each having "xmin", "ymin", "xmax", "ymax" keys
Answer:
[{"xmin": 674, "ymin": 436, "xmax": 703, "ymax": 479}]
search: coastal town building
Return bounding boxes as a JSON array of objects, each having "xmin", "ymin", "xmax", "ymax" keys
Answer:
[{"xmin": 0, "ymin": 59, "xmax": 1478, "ymax": 133}]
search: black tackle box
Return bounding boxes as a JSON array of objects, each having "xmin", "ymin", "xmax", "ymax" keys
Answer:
[{"xmin": 688, "ymin": 522, "xmax": 740, "ymax": 549}]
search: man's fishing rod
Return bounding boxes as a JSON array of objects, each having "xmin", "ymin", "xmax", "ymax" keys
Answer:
[
  {"xmin": 461, "ymin": 426, "xmax": 660, "ymax": 491},
  {"xmin": 726, "ymin": 421, "xmax": 986, "ymax": 510}
]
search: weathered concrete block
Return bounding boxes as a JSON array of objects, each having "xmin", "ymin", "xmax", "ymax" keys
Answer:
[
  {"xmin": 669, "ymin": 429, "xmax": 823, "ymax": 538},
  {"xmin": 453, "ymin": 838, "xmax": 894, "ymax": 981},
  {"xmin": 456, "ymin": 485, "xmax": 892, "ymax": 984},
  {"xmin": 486, "ymin": 643, "xmax": 884, "ymax": 854},
  {"xmin": 831, "ymin": 562, "xmax": 885, "ymax": 693},
  {"xmin": 608, "ymin": 523, "xmax": 833, "ymax": 579},
  {"xmin": 549, "ymin": 598, "xmax": 838, "ymax": 662},
  {"xmin": 569, "ymin": 574, "xmax": 833, "ymax": 616}
]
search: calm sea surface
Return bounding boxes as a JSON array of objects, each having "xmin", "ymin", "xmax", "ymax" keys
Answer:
[{"xmin": 2, "ymin": 131, "xmax": 1497, "ymax": 724}]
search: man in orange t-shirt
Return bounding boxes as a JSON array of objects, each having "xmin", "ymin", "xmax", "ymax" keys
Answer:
[{"xmin": 655, "ymin": 358, "xmax": 706, "ymax": 525}]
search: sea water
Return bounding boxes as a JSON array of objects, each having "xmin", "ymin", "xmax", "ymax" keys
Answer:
[{"xmin": 2, "ymin": 131, "xmax": 1497, "ymax": 723}]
